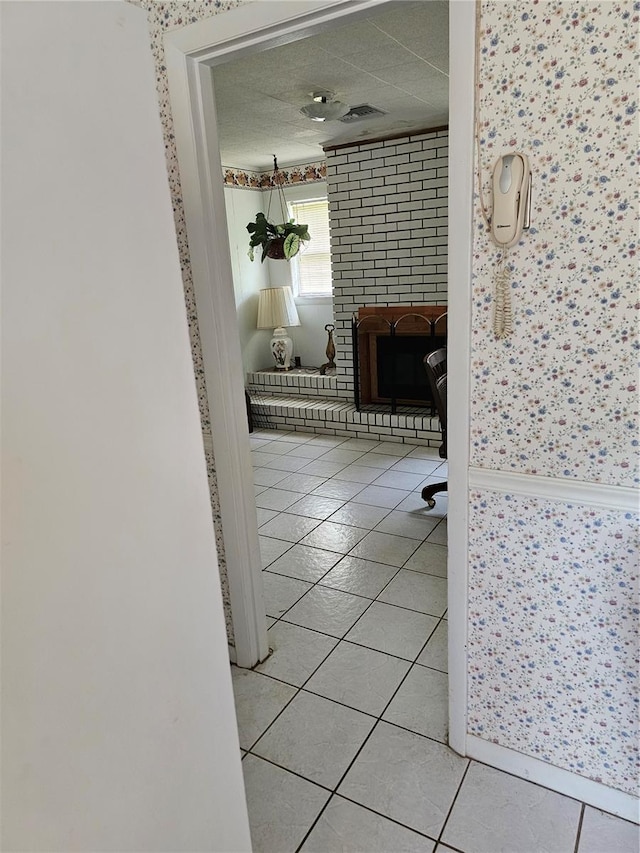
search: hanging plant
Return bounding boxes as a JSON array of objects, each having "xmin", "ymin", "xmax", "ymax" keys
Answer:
[
  {"xmin": 246, "ymin": 155, "xmax": 311, "ymax": 263},
  {"xmin": 246, "ymin": 212, "xmax": 310, "ymax": 263}
]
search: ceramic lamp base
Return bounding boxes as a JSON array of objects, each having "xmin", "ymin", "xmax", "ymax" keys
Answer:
[{"xmin": 271, "ymin": 326, "xmax": 293, "ymax": 370}]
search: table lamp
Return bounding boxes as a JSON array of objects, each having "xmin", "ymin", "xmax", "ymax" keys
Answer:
[{"xmin": 257, "ymin": 286, "xmax": 301, "ymax": 370}]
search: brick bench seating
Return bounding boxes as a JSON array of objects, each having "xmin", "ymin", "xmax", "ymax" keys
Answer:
[{"xmin": 248, "ymin": 392, "xmax": 442, "ymax": 446}]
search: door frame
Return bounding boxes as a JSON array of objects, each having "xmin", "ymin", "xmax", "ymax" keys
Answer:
[{"xmin": 164, "ymin": 0, "xmax": 474, "ymax": 751}]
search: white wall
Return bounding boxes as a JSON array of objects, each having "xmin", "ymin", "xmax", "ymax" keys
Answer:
[
  {"xmin": 224, "ymin": 185, "xmax": 271, "ymax": 373},
  {"xmin": 1, "ymin": 3, "xmax": 250, "ymax": 850},
  {"xmin": 292, "ymin": 298, "xmax": 335, "ymax": 368},
  {"xmin": 225, "ymin": 182, "xmax": 334, "ymax": 371}
]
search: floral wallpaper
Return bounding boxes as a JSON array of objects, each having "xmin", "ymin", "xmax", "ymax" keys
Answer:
[
  {"xmin": 471, "ymin": 0, "xmax": 638, "ymax": 488},
  {"xmin": 131, "ymin": 0, "xmax": 639, "ymax": 797},
  {"xmin": 468, "ymin": 490, "xmax": 639, "ymax": 796},
  {"xmin": 468, "ymin": 0, "xmax": 639, "ymax": 799}
]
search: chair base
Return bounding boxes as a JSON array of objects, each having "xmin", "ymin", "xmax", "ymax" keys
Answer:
[{"xmin": 422, "ymin": 480, "xmax": 447, "ymax": 509}]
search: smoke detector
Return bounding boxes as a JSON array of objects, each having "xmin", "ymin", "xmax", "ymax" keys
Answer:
[{"xmin": 300, "ymin": 91, "xmax": 350, "ymax": 122}]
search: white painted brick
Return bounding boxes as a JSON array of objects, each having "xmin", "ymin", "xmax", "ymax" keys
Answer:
[
  {"xmin": 420, "ymin": 136, "xmax": 441, "ymax": 149},
  {"xmin": 384, "ymin": 153, "xmax": 410, "ymax": 166},
  {"xmin": 397, "ymin": 200, "xmax": 430, "ymax": 213},
  {"xmin": 372, "ymin": 203, "xmax": 398, "ymax": 215},
  {"xmin": 356, "ymin": 141, "xmax": 382, "ymax": 153},
  {"xmin": 350, "ymin": 188, "xmax": 374, "ymax": 199},
  {"xmin": 394, "ymin": 140, "xmax": 424, "ymax": 154},
  {"xmin": 411, "ymin": 188, "xmax": 437, "ymax": 200},
  {"xmin": 384, "ymin": 173, "xmax": 411, "ymax": 185},
  {"xmin": 334, "ymin": 144, "xmax": 359, "ymax": 156},
  {"xmin": 384, "ymin": 192, "xmax": 411, "ymax": 204},
  {"xmin": 337, "ymin": 198, "xmax": 364, "ymax": 210},
  {"xmin": 396, "ymin": 161, "xmax": 417, "ymax": 174}
]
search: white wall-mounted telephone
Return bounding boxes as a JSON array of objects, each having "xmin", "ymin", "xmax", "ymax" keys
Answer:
[
  {"xmin": 490, "ymin": 152, "xmax": 531, "ymax": 248},
  {"xmin": 483, "ymin": 151, "xmax": 532, "ymax": 337}
]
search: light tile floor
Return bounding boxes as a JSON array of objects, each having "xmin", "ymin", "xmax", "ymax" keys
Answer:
[{"xmin": 233, "ymin": 429, "xmax": 639, "ymax": 853}]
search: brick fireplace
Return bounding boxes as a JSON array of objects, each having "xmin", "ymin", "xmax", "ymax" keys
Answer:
[
  {"xmin": 354, "ymin": 305, "xmax": 447, "ymax": 409},
  {"xmin": 325, "ymin": 127, "xmax": 449, "ymax": 402},
  {"xmin": 247, "ymin": 126, "xmax": 448, "ymax": 445}
]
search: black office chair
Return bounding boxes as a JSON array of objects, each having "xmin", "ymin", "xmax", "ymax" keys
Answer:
[{"xmin": 422, "ymin": 348, "xmax": 447, "ymax": 509}]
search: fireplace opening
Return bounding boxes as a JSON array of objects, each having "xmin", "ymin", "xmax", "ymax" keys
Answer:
[
  {"xmin": 376, "ymin": 335, "xmax": 443, "ymax": 402},
  {"xmin": 353, "ymin": 306, "xmax": 447, "ymax": 412}
]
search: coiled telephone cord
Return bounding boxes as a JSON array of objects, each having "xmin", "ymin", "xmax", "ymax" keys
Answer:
[{"xmin": 493, "ymin": 248, "xmax": 513, "ymax": 339}]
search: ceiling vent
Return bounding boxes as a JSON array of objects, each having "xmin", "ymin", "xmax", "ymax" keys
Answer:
[{"xmin": 338, "ymin": 104, "xmax": 387, "ymax": 123}]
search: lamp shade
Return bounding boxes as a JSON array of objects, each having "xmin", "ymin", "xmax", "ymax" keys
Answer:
[{"xmin": 257, "ymin": 286, "xmax": 300, "ymax": 330}]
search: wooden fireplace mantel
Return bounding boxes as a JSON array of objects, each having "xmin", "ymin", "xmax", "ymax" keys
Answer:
[
  {"xmin": 357, "ymin": 305, "xmax": 447, "ymax": 327},
  {"xmin": 356, "ymin": 305, "xmax": 447, "ymax": 406}
]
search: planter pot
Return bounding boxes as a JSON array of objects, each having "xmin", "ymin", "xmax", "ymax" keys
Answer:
[{"xmin": 266, "ymin": 238, "xmax": 286, "ymax": 260}]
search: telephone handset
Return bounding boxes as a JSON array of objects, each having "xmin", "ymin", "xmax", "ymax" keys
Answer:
[
  {"xmin": 483, "ymin": 151, "xmax": 532, "ymax": 338},
  {"xmin": 490, "ymin": 152, "xmax": 531, "ymax": 248}
]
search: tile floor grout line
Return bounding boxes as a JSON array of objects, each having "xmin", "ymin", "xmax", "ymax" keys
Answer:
[
  {"xmin": 262, "ymin": 536, "xmax": 447, "ymax": 615},
  {"xmin": 412, "ymin": 613, "xmax": 448, "ymax": 665},
  {"xmin": 248, "ymin": 429, "xmax": 460, "ymax": 849},
  {"xmin": 291, "ymin": 651, "xmax": 458, "ymax": 851},
  {"xmin": 243, "ymin": 751, "xmax": 334, "ymax": 795},
  {"xmin": 245, "ymin": 714, "xmax": 464, "ymax": 851},
  {"xmin": 434, "ymin": 757, "xmax": 472, "ymax": 848},
  {"xmin": 266, "ymin": 564, "xmax": 448, "ymax": 632},
  {"xmin": 471, "ymin": 755, "xmax": 588, "ymax": 810},
  {"xmin": 292, "ymin": 794, "xmax": 334, "ymax": 853},
  {"xmin": 242, "ymin": 691, "xmax": 300, "ymax": 755},
  {"xmin": 326, "ymin": 791, "xmax": 442, "ymax": 845},
  {"xmin": 264, "ymin": 539, "xmax": 381, "ymax": 625},
  {"xmin": 573, "ymin": 802, "xmax": 585, "ymax": 853},
  {"xmin": 243, "ymin": 608, "xmax": 449, "ymax": 822},
  {"xmin": 368, "ymin": 619, "xmax": 443, "ymax": 731}
]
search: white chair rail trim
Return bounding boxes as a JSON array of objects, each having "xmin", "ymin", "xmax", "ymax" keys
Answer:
[{"xmin": 469, "ymin": 467, "xmax": 638, "ymax": 513}]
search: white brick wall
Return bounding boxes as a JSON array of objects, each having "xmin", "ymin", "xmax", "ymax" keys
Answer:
[
  {"xmin": 246, "ymin": 369, "xmax": 337, "ymax": 398},
  {"xmin": 249, "ymin": 392, "xmax": 443, "ymax": 447},
  {"xmin": 326, "ymin": 128, "xmax": 448, "ymax": 399}
]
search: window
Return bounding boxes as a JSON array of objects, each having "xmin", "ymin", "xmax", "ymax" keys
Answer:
[{"xmin": 289, "ymin": 197, "xmax": 332, "ymax": 298}]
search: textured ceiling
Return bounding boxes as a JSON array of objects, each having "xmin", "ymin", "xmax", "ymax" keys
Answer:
[{"xmin": 212, "ymin": 1, "xmax": 449, "ymax": 171}]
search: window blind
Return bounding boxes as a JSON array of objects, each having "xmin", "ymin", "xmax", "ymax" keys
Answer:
[{"xmin": 290, "ymin": 199, "xmax": 332, "ymax": 297}]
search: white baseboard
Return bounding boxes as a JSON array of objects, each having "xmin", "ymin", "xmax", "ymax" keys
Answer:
[
  {"xmin": 228, "ymin": 644, "xmax": 237, "ymax": 665},
  {"xmin": 466, "ymin": 735, "xmax": 640, "ymax": 824}
]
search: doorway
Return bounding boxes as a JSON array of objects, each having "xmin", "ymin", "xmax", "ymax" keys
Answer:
[{"xmin": 164, "ymin": 0, "xmax": 473, "ymax": 750}]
